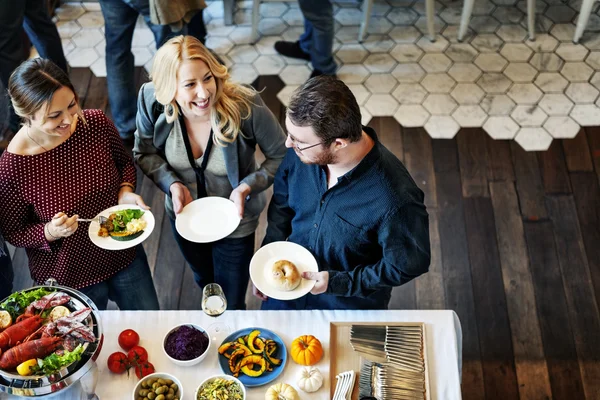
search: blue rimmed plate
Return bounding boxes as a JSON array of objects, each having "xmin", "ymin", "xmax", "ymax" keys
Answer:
[{"xmin": 217, "ymin": 327, "xmax": 287, "ymax": 387}]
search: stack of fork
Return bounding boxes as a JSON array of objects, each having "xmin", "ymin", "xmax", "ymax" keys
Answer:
[
  {"xmin": 332, "ymin": 370, "xmax": 356, "ymax": 400},
  {"xmin": 351, "ymin": 324, "xmax": 427, "ymax": 400}
]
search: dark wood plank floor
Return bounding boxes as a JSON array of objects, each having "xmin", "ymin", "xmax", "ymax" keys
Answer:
[{"xmin": 6, "ymin": 68, "xmax": 600, "ymax": 399}]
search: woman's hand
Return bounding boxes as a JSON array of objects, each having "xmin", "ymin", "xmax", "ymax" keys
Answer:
[
  {"xmin": 118, "ymin": 186, "xmax": 150, "ymax": 209},
  {"xmin": 229, "ymin": 183, "xmax": 251, "ymax": 219},
  {"xmin": 45, "ymin": 212, "xmax": 78, "ymax": 241},
  {"xmin": 170, "ymin": 182, "xmax": 193, "ymax": 214}
]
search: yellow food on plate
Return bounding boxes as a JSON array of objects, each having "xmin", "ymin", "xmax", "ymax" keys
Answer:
[
  {"xmin": 218, "ymin": 329, "xmax": 282, "ymax": 378},
  {"xmin": 0, "ymin": 310, "xmax": 12, "ymax": 330},
  {"xmin": 16, "ymin": 359, "xmax": 38, "ymax": 376},
  {"xmin": 49, "ymin": 306, "xmax": 71, "ymax": 321},
  {"xmin": 266, "ymin": 260, "xmax": 301, "ymax": 291},
  {"xmin": 126, "ymin": 218, "xmax": 147, "ymax": 233}
]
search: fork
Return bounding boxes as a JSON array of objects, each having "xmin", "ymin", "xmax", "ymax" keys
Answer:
[
  {"xmin": 334, "ymin": 370, "xmax": 356, "ymax": 400},
  {"xmin": 77, "ymin": 216, "xmax": 108, "ymax": 224}
]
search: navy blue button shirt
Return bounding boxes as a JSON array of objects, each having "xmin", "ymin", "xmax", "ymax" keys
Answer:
[{"xmin": 263, "ymin": 127, "xmax": 430, "ymax": 310}]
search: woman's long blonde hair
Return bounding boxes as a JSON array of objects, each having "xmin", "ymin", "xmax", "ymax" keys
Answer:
[{"xmin": 151, "ymin": 35, "xmax": 255, "ymax": 146}]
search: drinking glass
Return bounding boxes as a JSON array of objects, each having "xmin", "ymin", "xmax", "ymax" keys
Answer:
[{"xmin": 202, "ymin": 283, "xmax": 230, "ymax": 341}]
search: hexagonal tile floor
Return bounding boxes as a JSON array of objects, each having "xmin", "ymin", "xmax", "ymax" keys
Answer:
[{"xmin": 53, "ymin": 0, "xmax": 600, "ymax": 150}]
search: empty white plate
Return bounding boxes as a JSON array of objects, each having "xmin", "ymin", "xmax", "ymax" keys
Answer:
[
  {"xmin": 250, "ymin": 241, "xmax": 319, "ymax": 301},
  {"xmin": 88, "ymin": 205, "xmax": 155, "ymax": 250},
  {"xmin": 175, "ymin": 197, "xmax": 241, "ymax": 243}
]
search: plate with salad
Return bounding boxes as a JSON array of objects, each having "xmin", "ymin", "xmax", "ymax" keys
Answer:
[{"xmin": 88, "ymin": 205, "xmax": 155, "ymax": 250}]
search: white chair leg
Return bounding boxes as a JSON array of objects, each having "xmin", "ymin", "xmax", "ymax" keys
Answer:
[
  {"xmin": 223, "ymin": 0, "xmax": 235, "ymax": 25},
  {"xmin": 527, "ymin": 0, "xmax": 536, "ymax": 40},
  {"xmin": 574, "ymin": 0, "xmax": 595, "ymax": 43},
  {"xmin": 359, "ymin": 0, "xmax": 374, "ymax": 43},
  {"xmin": 252, "ymin": 0, "xmax": 261, "ymax": 43},
  {"xmin": 425, "ymin": 0, "xmax": 436, "ymax": 41},
  {"xmin": 458, "ymin": 0, "xmax": 475, "ymax": 42}
]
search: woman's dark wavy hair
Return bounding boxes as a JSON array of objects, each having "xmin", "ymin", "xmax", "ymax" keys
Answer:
[
  {"xmin": 286, "ymin": 76, "xmax": 362, "ymax": 144},
  {"xmin": 8, "ymin": 58, "xmax": 84, "ymax": 125}
]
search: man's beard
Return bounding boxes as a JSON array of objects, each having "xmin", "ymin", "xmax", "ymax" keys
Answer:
[{"xmin": 297, "ymin": 148, "xmax": 337, "ymax": 165}]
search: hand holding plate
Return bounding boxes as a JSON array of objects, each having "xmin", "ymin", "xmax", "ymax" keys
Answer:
[{"xmin": 303, "ymin": 271, "xmax": 329, "ymax": 295}]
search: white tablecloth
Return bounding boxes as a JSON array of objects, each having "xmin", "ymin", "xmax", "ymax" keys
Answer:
[{"xmin": 2, "ymin": 310, "xmax": 462, "ymax": 400}]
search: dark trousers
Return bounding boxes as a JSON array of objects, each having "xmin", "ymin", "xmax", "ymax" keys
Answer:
[
  {"xmin": 170, "ymin": 218, "xmax": 254, "ymax": 310},
  {"xmin": 79, "ymin": 245, "xmax": 159, "ymax": 310},
  {"xmin": 0, "ymin": 235, "xmax": 13, "ymax": 300},
  {"xmin": 0, "ymin": 0, "xmax": 67, "ymax": 132}
]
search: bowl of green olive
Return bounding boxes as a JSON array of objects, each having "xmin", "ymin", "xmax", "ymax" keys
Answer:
[{"xmin": 132, "ymin": 372, "xmax": 182, "ymax": 400}]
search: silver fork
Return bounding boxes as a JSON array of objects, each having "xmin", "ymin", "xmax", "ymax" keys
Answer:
[{"xmin": 77, "ymin": 216, "xmax": 108, "ymax": 224}]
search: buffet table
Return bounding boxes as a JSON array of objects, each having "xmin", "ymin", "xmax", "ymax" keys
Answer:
[{"xmin": 1, "ymin": 310, "xmax": 463, "ymax": 399}]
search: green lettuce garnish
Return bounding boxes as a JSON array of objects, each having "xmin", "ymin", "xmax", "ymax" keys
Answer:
[
  {"xmin": 32, "ymin": 344, "xmax": 85, "ymax": 375},
  {"xmin": 111, "ymin": 209, "xmax": 144, "ymax": 232},
  {"xmin": 0, "ymin": 288, "xmax": 54, "ymax": 320}
]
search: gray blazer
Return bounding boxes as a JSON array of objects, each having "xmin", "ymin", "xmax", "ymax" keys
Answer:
[{"xmin": 133, "ymin": 82, "xmax": 287, "ymax": 217}]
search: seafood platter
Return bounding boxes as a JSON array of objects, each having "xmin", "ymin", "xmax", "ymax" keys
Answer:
[{"xmin": 0, "ymin": 280, "xmax": 103, "ymax": 397}]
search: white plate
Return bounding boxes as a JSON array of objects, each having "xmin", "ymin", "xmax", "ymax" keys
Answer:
[
  {"xmin": 250, "ymin": 241, "xmax": 318, "ymax": 301},
  {"xmin": 87, "ymin": 205, "xmax": 155, "ymax": 250},
  {"xmin": 175, "ymin": 197, "xmax": 241, "ymax": 243}
]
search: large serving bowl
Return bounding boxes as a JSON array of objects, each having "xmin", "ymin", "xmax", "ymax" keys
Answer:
[
  {"xmin": 0, "ymin": 280, "xmax": 104, "ymax": 397},
  {"xmin": 195, "ymin": 374, "xmax": 246, "ymax": 400},
  {"xmin": 163, "ymin": 323, "xmax": 211, "ymax": 367},
  {"xmin": 132, "ymin": 372, "xmax": 183, "ymax": 400}
]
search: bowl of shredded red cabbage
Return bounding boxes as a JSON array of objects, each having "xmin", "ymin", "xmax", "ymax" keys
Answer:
[{"xmin": 163, "ymin": 324, "xmax": 211, "ymax": 366}]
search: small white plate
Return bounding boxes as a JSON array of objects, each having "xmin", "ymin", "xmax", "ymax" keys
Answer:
[
  {"xmin": 175, "ymin": 197, "xmax": 241, "ymax": 243},
  {"xmin": 88, "ymin": 205, "xmax": 154, "ymax": 250},
  {"xmin": 250, "ymin": 241, "xmax": 318, "ymax": 301}
]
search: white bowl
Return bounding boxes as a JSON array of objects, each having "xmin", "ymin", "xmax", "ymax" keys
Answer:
[
  {"xmin": 132, "ymin": 372, "xmax": 183, "ymax": 400},
  {"xmin": 195, "ymin": 374, "xmax": 247, "ymax": 400},
  {"xmin": 163, "ymin": 323, "xmax": 211, "ymax": 367}
]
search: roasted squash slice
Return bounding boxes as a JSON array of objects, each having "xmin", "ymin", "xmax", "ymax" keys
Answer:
[
  {"xmin": 247, "ymin": 330, "xmax": 263, "ymax": 354},
  {"xmin": 228, "ymin": 349, "xmax": 248, "ymax": 375},
  {"xmin": 240, "ymin": 356, "xmax": 267, "ymax": 377},
  {"xmin": 263, "ymin": 349, "xmax": 282, "ymax": 366}
]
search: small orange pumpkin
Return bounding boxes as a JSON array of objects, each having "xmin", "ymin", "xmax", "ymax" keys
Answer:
[{"xmin": 291, "ymin": 335, "xmax": 323, "ymax": 366}]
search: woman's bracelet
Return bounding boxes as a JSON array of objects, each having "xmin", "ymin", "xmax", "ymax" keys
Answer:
[
  {"xmin": 45, "ymin": 223, "xmax": 59, "ymax": 239},
  {"xmin": 119, "ymin": 182, "xmax": 135, "ymax": 190}
]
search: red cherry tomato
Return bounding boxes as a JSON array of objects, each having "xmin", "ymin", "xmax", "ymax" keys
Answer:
[
  {"xmin": 107, "ymin": 352, "xmax": 129, "ymax": 374},
  {"xmin": 127, "ymin": 345, "xmax": 149, "ymax": 364},
  {"xmin": 118, "ymin": 329, "xmax": 140, "ymax": 351},
  {"xmin": 134, "ymin": 361, "xmax": 155, "ymax": 379}
]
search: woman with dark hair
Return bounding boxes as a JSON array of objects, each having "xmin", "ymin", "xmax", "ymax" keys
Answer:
[{"xmin": 0, "ymin": 58, "xmax": 159, "ymax": 310}]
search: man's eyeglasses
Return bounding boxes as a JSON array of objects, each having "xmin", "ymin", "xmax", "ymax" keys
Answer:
[{"xmin": 287, "ymin": 133, "xmax": 324, "ymax": 153}]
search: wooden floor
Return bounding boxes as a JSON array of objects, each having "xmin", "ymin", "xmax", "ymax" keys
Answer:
[{"xmin": 6, "ymin": 68, "xmax": 600, "ymax": 400}]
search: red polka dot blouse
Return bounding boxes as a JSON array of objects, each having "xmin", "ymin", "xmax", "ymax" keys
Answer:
[{"xmin": 0, "ymin": 109, "xmax": 137, "ymax": 289}]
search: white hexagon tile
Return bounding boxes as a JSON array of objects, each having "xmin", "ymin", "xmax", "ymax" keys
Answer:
[{"xmin": 54, "ymin": 0, "xmax": 600, "ymax": 151}]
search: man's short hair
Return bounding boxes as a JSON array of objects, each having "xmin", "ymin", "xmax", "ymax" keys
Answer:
[{"xmin": 287, "ymin": 76, "xmax": 363, "ymax": 144}]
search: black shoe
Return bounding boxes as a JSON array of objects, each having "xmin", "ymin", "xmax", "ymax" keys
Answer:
[
  {"xmin": 274, "ymin": 41, "xmax": 311, "ymax": 61},
  {"xmin": 309, "ymin": 69, "xmax": 338, "ymax": 80}
]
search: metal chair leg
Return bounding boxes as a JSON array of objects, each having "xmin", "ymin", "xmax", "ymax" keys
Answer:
[
  {"xmin": 574, "ymin": 0, "xmax": 595, "ymax": 43},
  {"xmin": 458, "ymin": 0, "xmax": 475, "ymax": 42}
]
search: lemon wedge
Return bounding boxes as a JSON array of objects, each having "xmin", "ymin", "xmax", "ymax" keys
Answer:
[
  {"xmin": 0, "ymin": 310, "xmax": 11, "ymax": 330},
  {"xmin": 49, "ymin": 306, "xmax": 71, "ymax": 321},
  {"xmin": 16, "ymin": 359, "xmax": 38, "ymax": 376}
]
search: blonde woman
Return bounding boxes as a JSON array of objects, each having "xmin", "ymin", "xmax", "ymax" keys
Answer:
[
  {"xmin": 134, "ymin": 35, "xmax": 287, "ymax": 310},
  {"xmin": 0, "ymin": 58, "xmax": 159, "ymax": 310}
]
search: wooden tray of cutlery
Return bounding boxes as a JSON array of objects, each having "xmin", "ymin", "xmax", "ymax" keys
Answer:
[{"xmin": 330, "ymin": 322, "xmax": 431, "ymax": 400}]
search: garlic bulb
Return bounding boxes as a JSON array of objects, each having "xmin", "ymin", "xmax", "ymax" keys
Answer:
[{"xmin": 297, "ymin": 366, "xmax": 324, "ymax": 393}]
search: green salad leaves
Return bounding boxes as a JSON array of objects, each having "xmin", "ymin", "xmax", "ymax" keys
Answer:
[
  {"xmin": 31, "ymin": 344, "xmax": 85, "ymax": 375},
  {"xmin": 112, "ymin": 209, "xmax": 145, "ymax": 233},
  {"xmin": 0, "ymin": 288, "xmax": 54, "ymax": 320}
]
